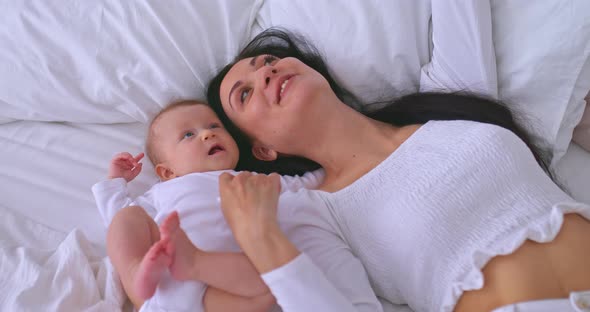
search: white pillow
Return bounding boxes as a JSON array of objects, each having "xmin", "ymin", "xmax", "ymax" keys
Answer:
[
  {"xmin": 0, "ymin": 0, "xmax": 262, "ymax": 123},
  {"xmin": 252, "ymin": 0, "xmax": 433, "ymax": 103},
  {"xmin": 573, "ymin": 93, "xmax": 590, "ymax": 152},
  {"xmin": 254, "ymin": 0, "xmax": 590, "ymax": 166},
  {"xmin": 491, "ymin": 0, "xmax": 590, "ymax": 166}
]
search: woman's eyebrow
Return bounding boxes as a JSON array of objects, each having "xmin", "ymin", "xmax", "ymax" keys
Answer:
[{"xmin": 228, "ymin": 81, "xmax": 242, "ymax": 110}]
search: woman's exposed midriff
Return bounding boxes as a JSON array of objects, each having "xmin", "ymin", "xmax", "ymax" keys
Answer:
[{"xmin": 454, "ymin": 213, "xmax": 590, "ymax": 312}]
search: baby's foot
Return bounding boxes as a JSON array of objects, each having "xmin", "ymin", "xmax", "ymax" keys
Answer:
[
  {"xmin": 133, "ymin": 237, "xmax": 172, "ymax": 300},
  {"xmin": 160, "ymin": 211, "xmax": 202, "ymax": 281}
]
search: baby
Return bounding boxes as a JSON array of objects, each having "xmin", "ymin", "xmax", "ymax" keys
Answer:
[{"xmin": 92, "ymin": 100, "xmax": 323, "ymax": 312}]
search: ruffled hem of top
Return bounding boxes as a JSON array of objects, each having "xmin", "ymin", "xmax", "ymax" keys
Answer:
[{"xmin": 441, "ymin": 201, "xmax": 590, "ymax": 312}]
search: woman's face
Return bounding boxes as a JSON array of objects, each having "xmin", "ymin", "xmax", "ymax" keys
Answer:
[{"xmin": 219, "ymin": 55, "xmax": 332, "ymax": 155}]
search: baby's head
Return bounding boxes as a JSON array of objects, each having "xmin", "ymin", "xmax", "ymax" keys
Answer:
[{"xmin": 146, "ymin": 100, "xmax": 240, "ymax": 181}]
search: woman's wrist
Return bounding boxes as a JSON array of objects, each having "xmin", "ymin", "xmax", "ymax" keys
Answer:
[{"xmin": 238, "ymin": 225, "xmax": 300, "ymax": 274}]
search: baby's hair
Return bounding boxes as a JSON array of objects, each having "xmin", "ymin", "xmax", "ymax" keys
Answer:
[{"xmin": 145, "ymin": 100, "xmax": 208, "ymax": 166}]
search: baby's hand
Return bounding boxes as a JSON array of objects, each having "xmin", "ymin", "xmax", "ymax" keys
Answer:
[{"xmin": 108, "ymin": 152, "xmax": 144, "ymax": 182}]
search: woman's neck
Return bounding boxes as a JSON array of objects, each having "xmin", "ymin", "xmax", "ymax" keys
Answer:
[{"xmin": 299, "ymin": 104, "xmax": 402, "ymax": 192}]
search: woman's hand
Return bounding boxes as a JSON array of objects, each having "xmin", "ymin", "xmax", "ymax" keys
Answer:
[
  {"xmin": 219, "ymin": 172, "xmax": 300, "ymax": 273},
  {"xmin": 108, "ymin": 152, "xmax": 144, "ymax": 182},
  {"xmin": 218, "ymin": 172, "xmax": 281, "ymax": 245}
]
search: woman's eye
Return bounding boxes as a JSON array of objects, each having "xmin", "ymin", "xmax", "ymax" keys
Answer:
[
  {"xmin": 240, "ymin": 89, "xmax": 250, "ymax": 103},
  {"xmin": 263, "ymin": 55, "xmax": 276, "ymax": 66},
  {"xmin": 183, "ymin": 131, "xmax": 194, "ymax": 139}
]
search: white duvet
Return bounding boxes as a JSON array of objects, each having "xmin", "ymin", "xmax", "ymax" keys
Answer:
[{"xmin": 0, "ymin": 206, "xmax": 126, "ymax": 311}]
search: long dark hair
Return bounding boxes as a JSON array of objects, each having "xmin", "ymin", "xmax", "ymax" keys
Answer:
[{"xmin": 207, "ymin": 28, "xmax": 555, "ymax": 180}]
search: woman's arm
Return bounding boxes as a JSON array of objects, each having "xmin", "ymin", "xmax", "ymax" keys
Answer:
[
  {"xmin": 218, "ymin": 172, "xmax": 300, "ymax": 273},
  {"xmin": 219, "ymin": 172, "xmax": 384, "ymax": 312},
  {"xmin": 420, "ymin": 0, "xmax": 498, "ymax": 97}
]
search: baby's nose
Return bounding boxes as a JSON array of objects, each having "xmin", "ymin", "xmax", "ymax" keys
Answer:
[{"xmin": 200, "ymin": 130, "xmax": 215, "ymax": 141}]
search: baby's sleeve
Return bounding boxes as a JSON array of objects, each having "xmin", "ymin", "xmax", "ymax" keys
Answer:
[
  {"xmin": 91, "ymin": 178, "xmax": 157, "ymax": 226},
  {"xmin": 280, "ymin": 169, "xmax": 325, "ymax": 193}
]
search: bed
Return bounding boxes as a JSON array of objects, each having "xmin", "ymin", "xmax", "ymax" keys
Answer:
[{"xmin": 1, "ymin": 1, "xmax": 589, "ymax": 311}]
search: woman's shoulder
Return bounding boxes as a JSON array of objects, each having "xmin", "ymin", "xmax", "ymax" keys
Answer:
[{"xmin": 415, "ymin": 120, "xmax": 513, "ymax": 138}]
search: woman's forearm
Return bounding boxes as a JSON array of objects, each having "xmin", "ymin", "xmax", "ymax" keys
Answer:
[
  {"xmin": 217, "ymin": 172, "xmax": 382, "ymax": 310},
  {"xmin": 238, "ymin": 224, "xmax": 301, "ymax": 274},
  {"xmin": 260, "ymin": 253, "xmax": 383, "ymax": 312}
]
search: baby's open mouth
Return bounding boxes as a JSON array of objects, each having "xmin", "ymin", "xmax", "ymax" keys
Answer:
[{"xmin": 208, "ymin": 144, "xmax": 225, "ymax": 155}]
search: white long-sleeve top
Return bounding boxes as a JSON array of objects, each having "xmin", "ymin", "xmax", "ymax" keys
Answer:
[
  {"xmin": 92, "ymin": 169, "xmax": 388, "ymax": 312},
  {"xmin": 258, "ymin": 2, "xmax": 502, "ymax": 310},
  {"xmin": 264, "ymin": 120, "xmax": 590, "ymax": 312}
]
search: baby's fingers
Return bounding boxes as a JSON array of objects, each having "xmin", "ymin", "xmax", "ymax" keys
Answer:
[
  {"xmin": 113, "ymin": 152, "xmax": 133, "ymax": 161},
  {"xmin": 112, "ymin": 152, "xmax": 143, "ymax": 167},
  {"xmin": 112, "ymin": 158, "xmax": 135, "ymax": 169},
  {"xmin": 130, "ymin": 163, "xmax": 143, "ymax": 179},
  {"xmin": 133, "ymin": 153, "xmax": 145, "ymax": 163}
]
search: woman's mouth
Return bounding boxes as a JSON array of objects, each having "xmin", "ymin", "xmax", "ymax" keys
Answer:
[
  {"xmin": 280, "ymin": 79, "xmax": 290, "ymax": 97},
  {"xmin": 208, "ymin": 144, "xmax": 225, "ymax": 155},
  {"xmin": 277, "ymin": 75, "xmax": 295, "ymax": 103}
]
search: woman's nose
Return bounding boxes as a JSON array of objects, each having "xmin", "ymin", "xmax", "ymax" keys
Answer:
[{"xmin": 256, "ymin": 66, "xmax": 278, "ymax": 89}]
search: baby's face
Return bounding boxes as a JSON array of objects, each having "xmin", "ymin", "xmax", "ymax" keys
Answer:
[{"xmin": 155, "ymin": 105, "xmax": 239, "ymax": 178}]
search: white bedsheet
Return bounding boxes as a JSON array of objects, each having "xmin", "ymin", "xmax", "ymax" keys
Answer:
[
  {"xmin": 0, "ymin": 121, "xmax": 150, "ymax": 310},
  {"xmin": 0, "ymin": 121, "xmax": 158, "ymax": 245}
]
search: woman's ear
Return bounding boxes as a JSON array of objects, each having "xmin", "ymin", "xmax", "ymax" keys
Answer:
[
  {"xmin": 252, "ymin": 143, "xmax": 278, "ymax": 162},
  {"xmin": 155, "ymin": 164, "xmax": 176, "ymax": 181}
]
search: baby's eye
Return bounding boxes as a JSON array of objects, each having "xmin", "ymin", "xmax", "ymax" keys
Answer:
[
  {"xmin": 240, "ymin": 88, "xmax": 250, "ymax": 103},
  {"xmin": 183, "ymin": 131, "xmax": 194, "ymax": 139},
  {"xmin": 209, "ymin": 122, "xmax": 221, "ymax": 129}
]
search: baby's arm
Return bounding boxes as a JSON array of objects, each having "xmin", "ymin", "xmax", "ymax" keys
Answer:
[
  {"xmin": 91, "ymin": 152, "xmax": 152, "ymax": 225},
  {"xmin": 203, "ymin": 287, "xmax": 275, "ymax": 312}
]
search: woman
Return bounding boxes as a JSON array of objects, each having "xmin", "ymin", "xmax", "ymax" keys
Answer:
[{"xmin": 206, "ymin": 1, "xmax": 590, "ymax": 312}]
